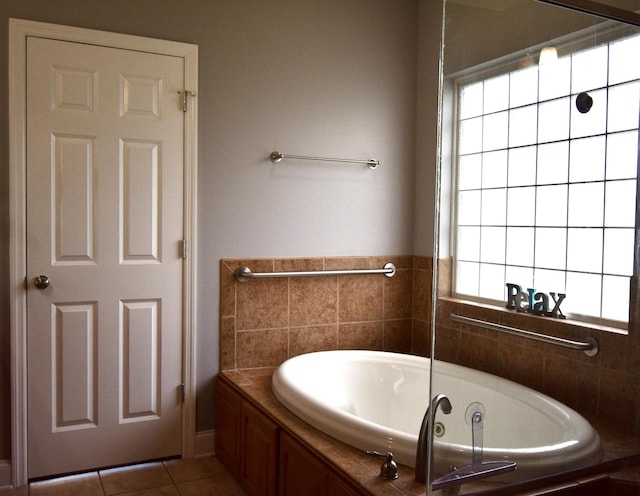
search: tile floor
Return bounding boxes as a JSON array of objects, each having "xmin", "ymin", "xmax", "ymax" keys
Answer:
[{"xmin": 0, "ymin": 457, "xmax": 247, "ymax": 496}]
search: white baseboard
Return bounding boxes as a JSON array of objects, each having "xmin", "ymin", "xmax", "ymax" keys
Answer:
[
  {"xmin": 0, "ymin": 434, "xmax": 215, "ymax": 487},
  {"xmin": 194, "ymin": 430, "xmax": 215, "ymax": 458},
  {"xmin": 0, "ymin": 460, "xmax": 11, "ymax": 489},
  {"xmin": 0, "ymin": 433, "xmax": 215, "ymax": 487}
]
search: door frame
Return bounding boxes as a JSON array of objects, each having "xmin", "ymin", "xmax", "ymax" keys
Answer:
[{"xmin": 8, "ymin": 18, "xmax": 198, "ymax": 487}]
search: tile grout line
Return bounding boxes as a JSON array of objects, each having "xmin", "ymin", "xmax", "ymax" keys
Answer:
[
  {"xmin": 96, "ymin": 470, "xmax": 107, "ymax": 496},
  {"xmin": 162, "ymin": 461, "xmax": 182, "ymax": 494}
]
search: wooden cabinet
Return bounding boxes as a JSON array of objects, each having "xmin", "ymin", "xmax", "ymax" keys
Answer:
[
  {"xmin": 241, "ymin": 401, "xmax": 279, "ymax": 496},
  {"xmin": 327, "ymin": 474, "xmax": 364, "ymax": 496},
  {"xmin": 215, "ymin": 378, "xmax": 242, "ymax": 478},
  {"xmin": 216, "ymin": 376, "xmax": 367, "ymax": 496},
  {"xmin": 279, "ymin": 432, "xmax": 327, "ymax": 496},
  {"xmin": 215, "ymin": 379, "xmax": 279, "ymax": 496},
  {"xmin": 279, "ymin": 432, "xmax": 365, "ymax": 496}
]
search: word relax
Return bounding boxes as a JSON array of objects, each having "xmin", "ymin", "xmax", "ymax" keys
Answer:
[{"xmin": 505, "ymin": 283, "xmax": 566, "ymax": 319}]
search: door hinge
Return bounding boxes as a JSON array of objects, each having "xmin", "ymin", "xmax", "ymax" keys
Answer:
[
  {"xmin": 181, "ymin": 239, "xmax": 187, "ymax": 259},
  {"xmin": 181, "ymin": 383, "xmax": 186, "ymax": 403},
  {"xmin": 179, "ymin": 90, "xmax": 197, "ymax": 112}
]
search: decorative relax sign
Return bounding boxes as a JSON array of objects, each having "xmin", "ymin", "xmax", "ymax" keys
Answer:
[{"xmin": 506, "ymin": 283, "xmax": 566, "ymax": 319}]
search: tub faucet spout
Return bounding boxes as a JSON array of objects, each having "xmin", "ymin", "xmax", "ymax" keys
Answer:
[{"xmin": 415, "ymin": 393, "xmax": 452, "ymax": 483}]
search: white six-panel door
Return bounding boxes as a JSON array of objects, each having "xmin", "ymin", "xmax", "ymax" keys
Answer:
[{"xmin": 26, "ymin": 36, "xmax": 185, "ymax": 478}]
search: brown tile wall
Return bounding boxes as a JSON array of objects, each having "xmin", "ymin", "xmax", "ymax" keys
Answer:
[
  {"xmin": 219, "ymin": 254, "xmax": 640, "ymax": 438},
  {"xmin": 219, "ymin": 256, "xmax": 419, "ymax": 370},
  {"xmin": 432, "ymin": 255, "xmax": 640, "ymax": 439}
]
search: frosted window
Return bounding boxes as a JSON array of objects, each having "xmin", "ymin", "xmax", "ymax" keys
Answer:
[
  {"xmin": 510, "ymin": 65, "xmax": 538, "ymax": 108},
  {"xmin": 606, "ymin": 131, "xmax": 639, "ymax": 180},
  {"xmin": 534, "ymin": 268, "xmax": 566, "ymax": 294},
  {"xmin": 506, "ymin": 227, "xmax": 534, "ymax": 266},
  {"xmin": 457, "ymin": 261, "xmax": 480, "ymax": 296},
  {"xmin": 536, "ymin": 185, "xmax": 568, "ymax": 227},
  {"xmin": 603, "ymin": 228, "xmax": 634, "ymax": 276},
  {"xmin": 605, "ymin": 180, "xmax": 637, "ymax": 227},
  {"xmin": 609, "ymin": 36, "xmax": 640, "ymax": 85},
  {"xmin": 458, "ymin": 190, "xmax": 481, "ymax": 225},
  {"xmin": 602, "ymin": 275, "xmax": 630, "ymax": 321},
  {"xmin": 509, "ymin": 106, "xmax": 538, "ymax": 147},
  {"xmin": 571, "ymin": 45, "xmax": 608, "ymax": 93},
  {"xmin": 480, "ymin": 226, "xmax": 506, "ymax": 263},
  {"xmin": 507, "ymin": 186, "xmax": 535, "ymax": 226},
  {"xmin": 460, "ymin": 81, "xmax": 484, "ymax": 119},
  {"xmin": 453, "ymin": 32, "xmax": 639, "ymax": 325},
  {"xmin": 482, "ymin": 150, "xmax": 508, "ymax": 188},
  {"xmin": 483, "ymin": 111, "xmax": 509, "ymax": 151},
  {"xmin": 567, "ymin": 228, "xmax": 603, "ymax": 273},
  {"xmin": 535, "ymin": 228, "xmax": 567, "ymax": 270},
  {"xmin": 508, "ymin": 146, "xmax": 537, "ymax": 187},
  {"xmin": 458, "ymin": 226, "xmax": 481, "ymax": 262},
  {"xmin": 506, "ymin": 265, "xmax": 534, "ymax": 290},
  {"xmin": 484, "ymin": 75, "xmax": 509, "ymax": 114},
  {"xmin": 480, "ymin": 263, "xmax": 506, "ymax": 300},
  {"xmin": 459, "ymin": 117, "xmax": 483, "ymax": 155},
  {"xmin": 568, "ymin": 182, "xmax": 604, "ymax": 227},
  {"xmin": 565, "ymin": 272, "xmax": 602, "ymax": 318},
  {"xmin": 481, "ymin": 188, "xmax": 507, "ymax": 225},
  {"xmin": 458, "ymin": 153, "xmax": 482, "ymax": 190},
  {"xmin": 539, "ymin": 56, "xmax": 571, "ymax": 101},
  {"xmin": 608, "ymin": 81, "xmax": 640, "ymax": 133},
  {"xmin": 569, "ymin": 136, "xmax": 605, "ymax": 183},
  {"xmin": 537, "ymin": 141, "xmax": 569, "ymax": 185},
  {"xmin": 538, "ymin": 97, "xmax": 570, "ymax": 143}
]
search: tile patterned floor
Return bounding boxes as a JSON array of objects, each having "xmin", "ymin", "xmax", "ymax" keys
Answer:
[{"xmin": 0, "ymin": 457, "xmax": 247, "ymax": 496}]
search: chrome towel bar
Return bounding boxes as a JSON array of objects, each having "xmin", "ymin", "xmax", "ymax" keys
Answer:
[
  {"xmin": 235, "ymin": 262, "xmax": 396, "ymax": 283},
  {"xmin": 449, "ymin": 314, "xmax": 599, "ymax": 356},
  {"xmin": 270, "ymin": 151, "xmax": 381, "ymax": 169}
]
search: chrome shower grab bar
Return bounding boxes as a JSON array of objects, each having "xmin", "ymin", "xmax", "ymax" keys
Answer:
[
  {"xmin": 449, "ymin": 314, "xmax": 599, "ymax": 356},
  {"xmin": 235, "ymin": 262, "xmax": 396, "ymax": 282},
  {"xmin": 270, "ymin": 151, "xmax": 381, "ymax": 169}
]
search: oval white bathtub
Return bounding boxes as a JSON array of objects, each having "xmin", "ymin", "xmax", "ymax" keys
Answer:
[{"xmin": 271, "ymin": 350, "xmax": 603, "ymax": 481}]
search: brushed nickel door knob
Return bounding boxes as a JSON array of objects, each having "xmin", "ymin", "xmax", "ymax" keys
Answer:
[{"xmin": 33, "ymin": 275, "xmax": 50, "ymax": 289}]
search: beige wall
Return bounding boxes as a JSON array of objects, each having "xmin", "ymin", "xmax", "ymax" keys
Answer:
[{"xmin": 0, "ymin": 0, "xmax": 421, "ymax": 462}]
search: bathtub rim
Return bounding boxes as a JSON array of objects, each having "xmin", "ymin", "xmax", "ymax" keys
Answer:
[{"xmin": 271, "ymin": 349, "xmax": 603, "ymax": 477}]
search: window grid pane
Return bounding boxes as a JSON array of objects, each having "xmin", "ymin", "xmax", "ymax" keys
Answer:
[{"xmin": 454, "ymin": 32, "xmax": 639, "ymax": 325}]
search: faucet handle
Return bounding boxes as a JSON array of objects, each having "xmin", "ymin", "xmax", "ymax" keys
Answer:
[{"xmin": 366, "ymin": 451, "xmax": 399, "ymax": 480}]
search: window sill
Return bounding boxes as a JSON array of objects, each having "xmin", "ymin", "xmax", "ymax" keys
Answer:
[{"xmin": 438, "ymin": 296, "xmax": 629, "ymax": 336}]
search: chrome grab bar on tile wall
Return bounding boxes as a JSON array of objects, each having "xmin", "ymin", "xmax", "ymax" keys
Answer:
[
  {"xmin": 234, "ymin": 262, "xmax": 396, "ymax": 283},
  {"xmin": 449, "ymin": 314, "xmax": 599, "ymax": 357}
]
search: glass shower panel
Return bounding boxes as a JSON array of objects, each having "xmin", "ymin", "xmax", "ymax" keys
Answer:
[{"xmin": 432, "ymin": 0, "xmax": 640, "ymax": 493}]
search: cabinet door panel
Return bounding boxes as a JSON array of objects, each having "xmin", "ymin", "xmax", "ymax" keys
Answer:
[
  {"xmin": 242, "ymin": 401, "xmax": 279, "ymax": 496},
  {"xmin": 279, "ymin": 433, "xmax": 327, "ymax": 496},
  {"xmin": 327, "ymin": 474, "xmax": 364, "ymax": 496},
  {"xmin": 215, "ymin": 379, "xmax": 242, "ymax": 478}
]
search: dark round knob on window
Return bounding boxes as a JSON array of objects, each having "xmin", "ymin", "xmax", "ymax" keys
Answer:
[{"xmin": 576, "ymin": 92, "xmax": 593, "ymax": 113}]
